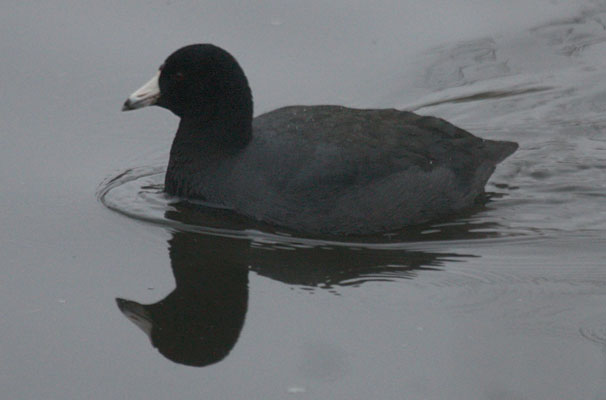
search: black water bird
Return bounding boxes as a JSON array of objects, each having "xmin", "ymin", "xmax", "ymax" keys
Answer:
[{"xmin": 123, "ymin": 44, "xmax": 517, "ymax": 234}]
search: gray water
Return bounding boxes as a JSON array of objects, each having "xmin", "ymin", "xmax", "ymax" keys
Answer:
[{"xmin": 2, "ymin": 1, "xmax": 606, "ymax": 399}]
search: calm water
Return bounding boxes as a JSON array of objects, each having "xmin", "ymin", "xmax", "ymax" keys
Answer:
[{"xmin": 2, "ymin": 1, "xmax": 606, "ymax": 399}]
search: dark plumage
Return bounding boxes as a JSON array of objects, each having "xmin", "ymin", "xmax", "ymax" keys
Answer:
[{"xmin": 123, "ymin": 44, "xmax": 517, "ymax": 235}]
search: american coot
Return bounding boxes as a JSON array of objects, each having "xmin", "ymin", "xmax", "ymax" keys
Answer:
[{"xmin": 123, "ymin": 44, "xmax": 517, "ymax": 235}]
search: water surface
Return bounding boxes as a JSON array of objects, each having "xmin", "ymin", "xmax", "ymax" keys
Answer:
[{"xmin": 2, "ymin": 1, "xmax": 606, "ymax": 399}]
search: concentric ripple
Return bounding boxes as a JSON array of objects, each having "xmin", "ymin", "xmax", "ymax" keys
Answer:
[{"xmin": 97, "ymin": 165, "xmax": 537, "ymax": 253}]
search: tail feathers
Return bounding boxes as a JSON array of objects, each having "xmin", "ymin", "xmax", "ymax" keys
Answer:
[{"xmin": 484, "ymin": 140, "xmax": 518, "ymax": 165}]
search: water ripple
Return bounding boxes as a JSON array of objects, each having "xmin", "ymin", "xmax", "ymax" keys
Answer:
[{"xmin": 97, "ymin": 166, "xmax": 540, "ymax": 252}]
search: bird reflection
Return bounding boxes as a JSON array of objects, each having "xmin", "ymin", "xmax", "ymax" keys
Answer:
[
  {"xmin": 117, "ymin": 232, "xmax": 249, "ymax": 366},
  {"xmin": 116, "ymin": 202, "xmax": 475, "ymax": 367}
]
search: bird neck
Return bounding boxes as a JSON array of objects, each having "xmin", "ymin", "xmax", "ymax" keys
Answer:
[
  {"xmin": 164, "ymin": 115, "xmax": 251, "ymax": 197},
  {"xmin": 175, "ymin": 111, "xmax": 252, "ymax": 150}
]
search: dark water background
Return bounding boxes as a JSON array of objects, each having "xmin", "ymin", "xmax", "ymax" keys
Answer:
[{"xmin": 2, "ymin": 1, "xmax": 606, "ymax": 399}]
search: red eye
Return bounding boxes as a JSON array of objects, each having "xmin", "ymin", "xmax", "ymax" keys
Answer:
[{"xmin": 174, "ymin": 72, "xmax": 185, "ymax": 81}]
